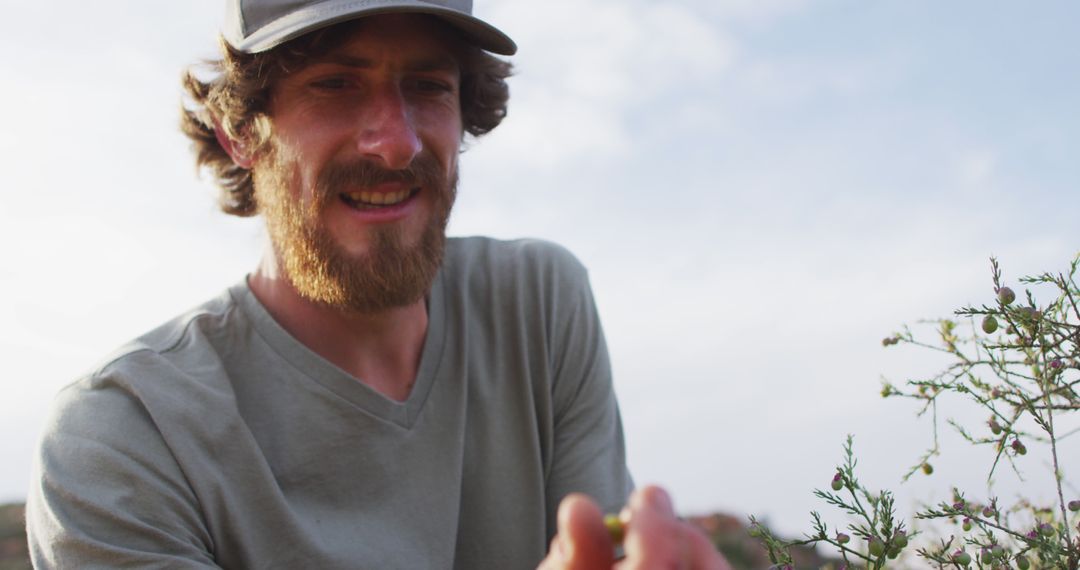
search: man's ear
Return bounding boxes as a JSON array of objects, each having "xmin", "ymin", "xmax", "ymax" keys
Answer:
[{"xmin": 213, "ymin": 118, "xmax": 254, "ymax": 169}]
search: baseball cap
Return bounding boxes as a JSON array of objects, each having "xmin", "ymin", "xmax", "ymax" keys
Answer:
[{"xmin": 224, "ymin": 0, "xmax": 517, "ymax": 55}]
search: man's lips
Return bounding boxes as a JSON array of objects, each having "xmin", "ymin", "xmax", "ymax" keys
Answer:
[{"xmin": 338, "ymin": 186, "xmax": 420, "ymax": 210}]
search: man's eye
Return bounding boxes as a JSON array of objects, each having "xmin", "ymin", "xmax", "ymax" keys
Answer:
[
  {"xmin": 310, "ymin": 77, "xmax": 348, "ymax": 90},
  {"xmin": 412, "ymin": 79, "xmax": 453, "ymax": 94}
]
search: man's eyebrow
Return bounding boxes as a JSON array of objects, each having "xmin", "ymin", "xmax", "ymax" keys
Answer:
[
  {"xmin": 406, "ymin": 56, "xmax": 459, "ymax": 73},
  {"xmin": 317, "ymin": 54, "xmax": 460, "ymax": 72}
]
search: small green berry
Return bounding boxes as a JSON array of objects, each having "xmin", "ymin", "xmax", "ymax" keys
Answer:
[
  {"xmin": 991, "ymin": 544, "xmax": 1005, "ymax": 560},
  {"xmin": 998, "ymin": 287, "xmax": 1016, "ymax": 305},
  {"xmin": 1069, "ymin": 500, "xmax": 1080, "ymax": 512},
  {"xmin": 836, "ymin": 532, "xmax": 850, "ymax": 545},
  {"xmin": 962, "ymin": 518, "xmax": 972, "ymax": 532},
  {"xmin": 1016, "ymin": 554, "xmax": 1031, "ymax": 570},
  {"xmin": 831, "ymin": 472, "xmax": 844, "ymax": 491},
  {"xmin": 604, "ymin": 514, "xmax": 625, "ymax": 544},
  {"xmin": 981, "ymin": 315, "xmax": 999, "ymax": 334},
  {"xmin": 921, "ymin": 462, "xmax": 933, "ymax": 475},
  {"xmin": 893, "ymin": 530, "xmax": 908, "ymax": 548},
  {"xmin": 982, "ymin": 506, "xmax": 996, "ymax": 518},
  {"xmin": 980, "ymin": 548, "xmax": 993, "ymax": 565},
  {"xmin": 1039, "ymin": 522, "xmax": 1055, "ymax": 537},
  {"xmin": 988, "ymin": 417, "xmax": 1002, "ymax": 435},
  {"xmin": 1018, "ymin": 307, "xmax": 1041, "ymax": 325},
  {"xmin": 953, "ymin": 550, "xmax": 972, "ymax": 566},
  {"xmin": 868, "ymin": 537, "xmax": 885, "ymax": 557}
]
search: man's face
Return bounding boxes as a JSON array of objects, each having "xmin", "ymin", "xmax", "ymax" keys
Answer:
[{"xmin": 252, "ymin": 14, "xmax": 464, "ymax": 313}]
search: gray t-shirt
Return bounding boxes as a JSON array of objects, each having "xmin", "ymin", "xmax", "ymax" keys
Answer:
[{"xmin": 27, "ymin": 237, "xmax": 633, "ymax": 569}]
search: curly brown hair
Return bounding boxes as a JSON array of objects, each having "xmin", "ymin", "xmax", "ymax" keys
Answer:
[{"xmin": 180, "ymin": 18, "xmax": 513, "ymax": 217}]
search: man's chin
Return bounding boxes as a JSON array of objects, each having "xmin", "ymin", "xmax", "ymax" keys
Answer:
[
  {"xmin": 326, "ymin": 215, "xmax": 428, "ymax": 258},
  {"xmin": 289, "ymin": 227, "xmax": 446, "ymax": 314}
]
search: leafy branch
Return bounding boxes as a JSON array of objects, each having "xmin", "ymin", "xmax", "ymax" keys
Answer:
[{"xmin": 753, "ymin": 255, "xmax": 1080, "ymax": 569}]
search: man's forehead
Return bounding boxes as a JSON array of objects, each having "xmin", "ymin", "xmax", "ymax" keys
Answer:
[{"xmin": 312, "ymin": 52, "xmax": 460, "ymax": 73}]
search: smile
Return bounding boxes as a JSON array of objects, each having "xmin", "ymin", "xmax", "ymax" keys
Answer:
[{"xmin": 340, "ymin": 188, "xmax": 418, "ymax": 209}]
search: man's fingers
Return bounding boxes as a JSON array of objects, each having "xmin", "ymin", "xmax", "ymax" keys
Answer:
[
  {"xmin": 537, "ymin": 493, "xmax": 615, "ymax": 570},
  {"xmin": 628, "ymin": 485, "xmax": 676, "ymax": 516},
  {"xmin": 558, "ymin": 494, "xmax": 616, "ymax": 568},
  {"xmin": 537, "ymin": 487, "xmax": 732, "ymax": 570},
  {"xmin": 683, "ymin": 524, "xmax": 732, "ymax": 570},
  {"xmin": 619, "ymin": 487, "xmax": 683, "ymax": 569},
  {"xmin": 618, "ymin": 485, "xmax": 731, "ymax": 570}
]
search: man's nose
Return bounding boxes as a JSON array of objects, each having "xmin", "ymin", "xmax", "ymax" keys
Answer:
[{"xmin": 355, "ymin": 85, "xmax": 422, "ymax": 170}]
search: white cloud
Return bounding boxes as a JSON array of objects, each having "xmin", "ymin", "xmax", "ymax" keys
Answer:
[
  {"xmin": 734, "ymin": 50, "xmax": 907, "ymax": 108},
  {"xmin": 692, "ymin": 0, "xmax": 811, "ymax": 24},
  {"xmin": 955, "ymin": 149, "xmax": 998, "ymax": 189},
  {"xmin": 0, "ymin": 131, "xmax": 15, "ymax": 154},
  {"xmin": 474, "ymin": 0, "xmax": 735, "ymax": 167}
]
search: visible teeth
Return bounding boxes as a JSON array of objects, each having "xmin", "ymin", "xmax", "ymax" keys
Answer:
[{"xmin": 346, "ymin": 190, "xmax": 411, "ymax": 206}]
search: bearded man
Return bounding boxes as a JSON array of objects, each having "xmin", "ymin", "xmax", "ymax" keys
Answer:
[{"xmin": 26, "ymin": 2, "xmax": 729, "ymax": 568}]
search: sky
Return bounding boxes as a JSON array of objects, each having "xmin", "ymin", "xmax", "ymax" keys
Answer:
[{"xmin": 2, "ymin": 0, "xmax": 1080, "ymax": 545}]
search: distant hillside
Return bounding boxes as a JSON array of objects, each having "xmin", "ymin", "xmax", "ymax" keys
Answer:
[
  {"xmin": 0, "ymin": 502, "xmax": 834, "ymax": 569},
  {"xmin": 0, "ymin": 504, "xmax": 29, "ymax": 570},
  {"xmin": 687, "ymin": 512, "xmax": 842, "ymax": 569}
]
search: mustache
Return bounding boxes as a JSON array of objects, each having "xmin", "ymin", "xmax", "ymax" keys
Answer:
[{"xmin": 316, "ymin": 153, "xmax": 446, "ymax": 198}]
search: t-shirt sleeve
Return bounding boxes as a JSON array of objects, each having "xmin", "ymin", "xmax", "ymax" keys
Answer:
[
  {"xmin": 543, "ymin": 248, "xmax": 634, "ymax": 530},
  {"xmin": 26, "ymin": 374, "xmax": 220, "ymax": 569}
]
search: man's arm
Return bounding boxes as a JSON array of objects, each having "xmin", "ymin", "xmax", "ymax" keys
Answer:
[
  {"xmin": 26, "ymin": 379, "xmax": 220, "ymax": 569},
  {"xmin": 538, "ymin": 242, "xmax": 634, "ymax": 536}
]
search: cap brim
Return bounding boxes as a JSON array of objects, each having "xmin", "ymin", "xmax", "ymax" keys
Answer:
[{"xmin": 229, "ymin": 0, "xmax": 517, "ymax": 55}]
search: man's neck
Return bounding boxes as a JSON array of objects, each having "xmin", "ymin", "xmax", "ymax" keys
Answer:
[{"xmin": 247, "ymin": 255, "xmax": 429, "ymax": 403}]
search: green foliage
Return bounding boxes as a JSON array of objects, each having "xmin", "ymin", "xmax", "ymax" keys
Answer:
[
  {"xmin": 751, "ymin": 436, "xmax": 912, "ymax": 569},
  {"xmin": 753, "ymin": 256, "xmax": 1080, "ymax": 568}
]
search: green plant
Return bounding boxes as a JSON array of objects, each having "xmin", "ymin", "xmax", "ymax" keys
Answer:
[
  {"xmin": 750, "ymin": 436, "xmax": 911, "ymax": 569},
  {"xmin": 752, "ymin": 256, "xmax": 1080, "ymax": 568}
]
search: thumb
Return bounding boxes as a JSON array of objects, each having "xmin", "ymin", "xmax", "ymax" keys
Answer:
[{"xmin": 542, "ymin": 494, "xmax": 615, "ymax": 570}]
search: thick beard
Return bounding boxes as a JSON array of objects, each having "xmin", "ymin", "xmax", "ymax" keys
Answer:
[{"xmin": 254, "ymin": 146, "xmax": 457, "ymax": 314}]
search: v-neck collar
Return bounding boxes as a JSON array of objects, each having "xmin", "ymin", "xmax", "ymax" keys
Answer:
[{"xmin": 229, "ymin": 269, "xmax": 448, "ymax": 430}]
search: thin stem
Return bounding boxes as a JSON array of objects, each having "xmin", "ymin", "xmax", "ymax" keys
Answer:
[{"xmin": 1044, "ymin": 328, "xmax": 1072, "ymax": 543}]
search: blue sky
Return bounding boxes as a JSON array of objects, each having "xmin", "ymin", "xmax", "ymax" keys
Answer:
[{"xmin": 2, "ymin": 0, "xmax": 1079, "ymax": 544}]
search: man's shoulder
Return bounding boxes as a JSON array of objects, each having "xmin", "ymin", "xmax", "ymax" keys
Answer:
[
  {"xmin": 70, "ymin": 285, "xmax": 246, "ymax": 399},
  {"xmin": 445, "ymin": 236, "xmax": 589, "ymax": 284},
  {"xmin": 42, "ymin": 285, "xmax": 252, "ymax": 451},
  {"xmin": 440, "ymin": 237, "xmax": 595, "ymax": 324}
]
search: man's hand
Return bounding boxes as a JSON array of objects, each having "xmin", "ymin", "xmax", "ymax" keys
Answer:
[{"xmin": 537, "ymin": 486, "xmax": 732, "ymax": 570}]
